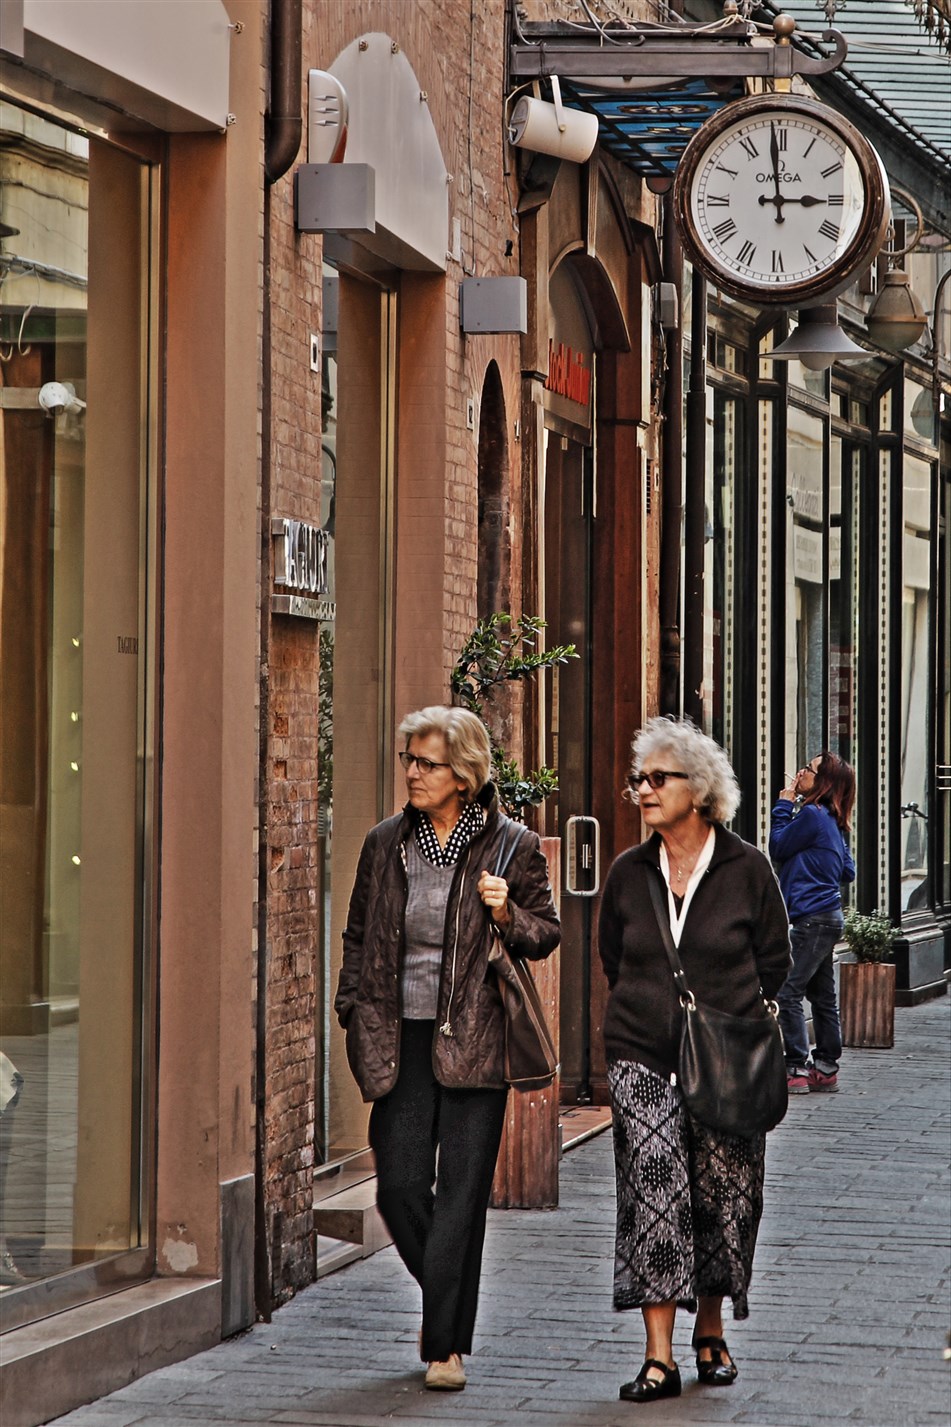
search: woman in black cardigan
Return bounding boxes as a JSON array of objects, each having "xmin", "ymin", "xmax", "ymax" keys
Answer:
[{"xmin": 598, "ymin": 717, "xmax": 790, "ymax": 1405}]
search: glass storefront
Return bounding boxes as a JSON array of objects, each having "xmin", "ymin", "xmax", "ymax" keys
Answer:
[
  {"xmin": 0, "ymin": 103, "xmax": 154, "ymax": 1315},
  {"xmin": 784, "ymin": 403, "xmax": 827, "ymax": 775},
  {"xmin": 899, "ymin": 451, "xmax": 934, "ymax": 914},
  {"xmin": 320, "ymin": 268, "xmax": 397, "ymax": 1166},
  {"xmin": 705, "ymin": 287, "xmax": 949, "ymax": 947}
]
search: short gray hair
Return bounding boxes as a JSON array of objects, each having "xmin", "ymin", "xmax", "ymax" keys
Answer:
[
  {"xmin": 397, "ymin": 705, "xmax": 491, "ymax": 801},
  {"xmin": 626, "ymin": 716, "xmax": 740, "ymax": 824}
]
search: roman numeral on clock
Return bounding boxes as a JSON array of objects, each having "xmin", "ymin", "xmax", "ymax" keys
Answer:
[
  {"xmin": 713, "ymin": 218, "xmax": 738, "ymax": 242},
  {"xmin": 821, "ymin": 160, "xmax": 843, "ymax": 179},
  {"xmin": 737, "ymin": 240, "xmax": 756, "ymax": 266},
  {"xmin": 772, "ymin": 250, "xmax": 784, "ymax": 273},
  {"xmin": 827, "ymin": 193, "xmax": 844, "ymax": 207},
  {"xmin": 707, "ymin": 195, "xmax": 730, "ymax": 206},
  {"xmin": 739, "ymin": 136, "xmax": 759, "ymax": 159},
  {"xmin": 819, "ymin": 219, "xmax": 839, "ymax": 241}
]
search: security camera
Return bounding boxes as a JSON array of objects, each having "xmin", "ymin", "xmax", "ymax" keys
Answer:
[
  {"xmin": 38, "ymin": 381, "xmax": 86, "ymax": 416},
  {"xmin": 508, "ymin": 76, "xmax": 599, "ymax": 164}
]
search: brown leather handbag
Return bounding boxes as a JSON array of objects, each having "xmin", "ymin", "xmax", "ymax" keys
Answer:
[{"xmin": 486, "ymin": 820, "xmax": 559, "ymax": 1091}]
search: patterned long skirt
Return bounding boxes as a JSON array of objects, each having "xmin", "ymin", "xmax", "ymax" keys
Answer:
[{"xmin": 608, "ymin": 1058, "xmax": 765, "ymax": 1320}]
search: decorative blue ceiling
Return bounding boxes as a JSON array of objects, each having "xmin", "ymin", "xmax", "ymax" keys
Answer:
[{"xmin": 558, "ymin": 78, "xmax": 745, "ymax": 178}]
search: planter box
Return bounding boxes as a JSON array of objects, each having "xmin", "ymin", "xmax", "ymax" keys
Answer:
[{"xmin": 840, "ymin": 961, "xmax": 896, "ymax": 1049}]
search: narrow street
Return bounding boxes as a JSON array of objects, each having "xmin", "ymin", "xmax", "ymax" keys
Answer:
[{"xmin": 53, "ymin": 996, "xmax": 950, "ymax": 1427}]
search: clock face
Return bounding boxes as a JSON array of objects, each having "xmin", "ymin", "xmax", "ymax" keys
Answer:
[{"xmin": 674, "ymin": 96, "xmax": 890, "ymax": 305}]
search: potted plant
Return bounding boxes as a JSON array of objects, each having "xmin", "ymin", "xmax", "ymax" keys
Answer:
[
  {"xmin": 839, "ymin": 909, "xmax": 897, "ymax": 1049},
  {"xmin": 451, "ymin": 614, "xmax": 577, "ymax": 1208},
  {"xmin": 450, "ymin": 612, "xmax": 576, "ymax": 819}
]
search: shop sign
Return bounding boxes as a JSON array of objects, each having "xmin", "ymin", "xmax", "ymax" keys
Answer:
[
  {"xmin": 544, "ymin": 261, "xmax": 594, "ymax": 433},
  {"xmin": 271, "ymin": 516, "xmax": 335, "ymax": 620},
  {"xmin": 545, "ymin": 340, "xmax": 592, "ymax": 409},
  {"xmin": 793, "ymin": 526, "xmax": 823, "ymax": 583}
]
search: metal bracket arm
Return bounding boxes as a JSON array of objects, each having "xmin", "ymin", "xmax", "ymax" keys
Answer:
[{"xmin": 509, "ymin": 25, "xmax": 848, "ymax": 85}]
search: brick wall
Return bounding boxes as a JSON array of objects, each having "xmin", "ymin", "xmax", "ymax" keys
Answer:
[
  {"xmin": 257, "ymin": 0, "xmax": 658, "ymax": 1303},
  {"xmin": 259, "ymin": 0, "xmax": 324, "ymax": 1302}
]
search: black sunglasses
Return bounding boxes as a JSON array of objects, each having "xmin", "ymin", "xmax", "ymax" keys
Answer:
[{"xmin": 627, "ymin": 769, "xmax": 690, "ymax": 792}]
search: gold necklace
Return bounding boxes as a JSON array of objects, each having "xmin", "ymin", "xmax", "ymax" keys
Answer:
[{"xmin": 667, "ymin": 835, "xmax": 706, "ymax": 881}]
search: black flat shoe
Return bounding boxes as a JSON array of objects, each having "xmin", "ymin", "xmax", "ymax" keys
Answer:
[
  {"xmin": 692, "ymin": 1334, "xmax": 738, "ymax": 1386},
  {"xmin": 619, "ymin": 1359, "xmax": 681, "ymax": 1403}
]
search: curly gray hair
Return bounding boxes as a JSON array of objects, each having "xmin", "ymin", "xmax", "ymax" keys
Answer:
[{"xmin": 625, "ymin": 716, "xmax": 741, "ymax": 824}]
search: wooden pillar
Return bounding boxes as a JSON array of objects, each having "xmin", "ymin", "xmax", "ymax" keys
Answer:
[{"xmin": 490, "ymin": 837, "xmax": 561, "ymax": 1209}]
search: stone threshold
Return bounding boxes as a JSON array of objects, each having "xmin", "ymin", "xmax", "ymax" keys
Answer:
[{"xmin": 0, "ymin": 1276, "xmax": 220, "ymax": 1427}]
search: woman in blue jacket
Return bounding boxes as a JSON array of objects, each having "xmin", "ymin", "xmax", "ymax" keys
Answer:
[{"xmin": 769, "ymin": 752, "xmax": 856, "ymax": 1093}]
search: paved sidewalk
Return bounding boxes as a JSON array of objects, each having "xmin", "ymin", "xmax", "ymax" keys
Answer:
[{"xmin": 55, "ymin": 996, "xmax": 950, "ymax": 1427}]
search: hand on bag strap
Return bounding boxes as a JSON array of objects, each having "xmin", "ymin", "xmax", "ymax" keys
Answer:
[{"xmin": 492, "ymin": 818, "xmax": 526, "ymax": 880}]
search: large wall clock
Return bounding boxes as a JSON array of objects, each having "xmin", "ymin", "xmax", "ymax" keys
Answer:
[{"xmin": 673, "ymin": 93, "xmax": 890, "ymax": 306}]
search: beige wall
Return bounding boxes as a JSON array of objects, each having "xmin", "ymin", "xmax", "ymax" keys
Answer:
[
  {"xmin": 157, "ymin": 0, "xmax": 262, "ymax": 1279},
  {"xmin": 71, "ymin": 140, "xmax": 146, "ymax": 1253}
]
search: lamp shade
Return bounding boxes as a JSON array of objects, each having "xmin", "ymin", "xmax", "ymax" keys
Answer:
[
  {"xmin": 865, "ymin": 269, "xmax": 928, "ymax": 353},
  {"xmin": 768, "ymin": 304, "xmax": 866, "ymax": 372}
]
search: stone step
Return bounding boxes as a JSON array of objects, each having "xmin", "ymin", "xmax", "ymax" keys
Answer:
[{"xmin": 313, "ymin": 1180, "xmax": 391, "ymax": 1265}]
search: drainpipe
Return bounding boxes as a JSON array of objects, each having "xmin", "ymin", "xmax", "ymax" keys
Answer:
[
  {"xmin": 256, "ymin": 0, "xmax": 302, "ymax": 1324},
  {"xmin": 682, "ymin": 271, "xmax": 707, "ymax": 726},
  {"xmin": 659, "ymin": 194, "xmax": 683, "ymax": 716},
  {"xmin": 265, "ymin": 0, "xmax": 302, "ymax": 185}
]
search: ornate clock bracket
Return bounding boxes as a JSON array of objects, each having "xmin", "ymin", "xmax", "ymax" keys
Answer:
[{"xmin": 508, "ymin": 13, "xmax": 849, "ymax": 88}]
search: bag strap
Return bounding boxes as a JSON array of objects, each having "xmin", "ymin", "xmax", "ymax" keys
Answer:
[
  {"xmin": 645, "ymin": 868, "xmax": 694, "ymax": 1006},
  {"xmin": 493, "ymin": 818, "xmax": 526, "ymax": 880},
  {"xmin": 645, "ymin": 864, "xmax": 777, "ymax": 1017}
]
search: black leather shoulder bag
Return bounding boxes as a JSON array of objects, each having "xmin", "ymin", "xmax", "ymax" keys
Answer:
[{"xmin": 646, "ymin": 869, "xmax": 787, "ymax": 1138}]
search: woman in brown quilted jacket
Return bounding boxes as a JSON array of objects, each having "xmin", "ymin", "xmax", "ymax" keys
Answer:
[{"xmin": 335, "ymin": 705, "xmax": 559, "ymax": 1393}]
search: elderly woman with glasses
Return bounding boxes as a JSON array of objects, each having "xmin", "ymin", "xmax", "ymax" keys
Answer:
[
  {"xmin": 597, "ymin": 717, "xmax": 789, "ymax": 1405},
  {"xmin": 335, "ymin": 705, "xmax": 559, "ymax": 1393}
]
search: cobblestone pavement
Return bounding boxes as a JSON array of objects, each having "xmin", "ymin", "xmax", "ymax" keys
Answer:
[{"xmin": 54, "ymin": 995, "xmax": 950, "ymax": 1427}]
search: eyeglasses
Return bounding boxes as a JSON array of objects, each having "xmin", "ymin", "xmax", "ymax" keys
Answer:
[
  {"xmin": 399, "ymin": 752, "xmax": 452, "ymax": 775},
  {"xmin": 627, "ymin": 769, "xmax": 690, "ymax": 792}
]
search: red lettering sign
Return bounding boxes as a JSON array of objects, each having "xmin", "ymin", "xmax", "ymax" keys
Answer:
[{"xmin": 545, "ymin": 340, "xmax": 592, "ymax": 408}]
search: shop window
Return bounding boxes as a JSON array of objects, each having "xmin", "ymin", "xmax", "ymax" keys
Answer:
[
  {"xmin": 0, "ymin": 103, "xmax": 154, "ymax": 1311},
  {"xmin": 704, "ymin": 390, "xmax": 746, "ymax": 753},
  {"xmin": 938, "ymin": 462, "xmax": 951, "ymax": 912},
  {"xmin": 783, "ymin": 405, "xmax": 827, "ymax": 776},
  {"xmin": 904, "ymin": 377, "xmax": 936, "ymax": 445},
  {"xmin": 829, "ymin": 437, "xmax": 862, "ymax": 906},
  {"xmin": 899, "ymin": 453, "xmax": 934, "ymax": 916},
  {"xmin": 320, "ymin": 270, "xmax": 397, "ymax": 1164}
]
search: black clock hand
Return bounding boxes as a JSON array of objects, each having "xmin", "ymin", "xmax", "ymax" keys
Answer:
[
  {"xmin": 769, "ymin": 123, "xmax": 785, "ymax": 223},
  {"xmin": 758, "ymin": 194, "xmax": 827, "ymax": 209}
]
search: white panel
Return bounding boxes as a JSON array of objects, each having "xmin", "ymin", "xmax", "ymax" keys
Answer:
[
  {"xmin": 330, "ymin": 33, "xmax": 448, "ymax": 273},
  {"xmin": 23, "ymin": 0, "xmax": 231, "ymax": 131}
]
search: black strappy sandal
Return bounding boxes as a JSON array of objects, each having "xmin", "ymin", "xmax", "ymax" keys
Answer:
[
  {"xmin": 692, "ymin": 1334, "xmax": 738, "ymax": 1386},
  {"xmin": 618, "ymin": 1359, "xmax": 682, "ymax": 1402}
]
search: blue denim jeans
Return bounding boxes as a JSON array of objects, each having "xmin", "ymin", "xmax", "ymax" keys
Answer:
[{"xmin": 777, "ymin": 910, "xmax": 844, "ymax": 1073}]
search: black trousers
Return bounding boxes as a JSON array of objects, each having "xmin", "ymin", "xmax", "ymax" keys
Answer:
[{"xmin": 368, "ymin": 1019, "xmax": 508, "ymax": 1362}]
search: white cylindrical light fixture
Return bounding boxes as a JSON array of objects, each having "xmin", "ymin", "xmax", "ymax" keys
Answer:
[{"xmin": 509, "ymin": 97, "xmax": 599, "ymax": 164}]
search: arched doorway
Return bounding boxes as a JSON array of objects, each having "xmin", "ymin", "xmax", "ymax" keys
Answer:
[{"xmin": 477, "ymin": 361, "xmax": 509, "ymax": 618}]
